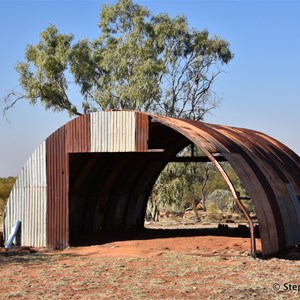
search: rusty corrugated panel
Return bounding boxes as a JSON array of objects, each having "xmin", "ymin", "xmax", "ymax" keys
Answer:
[
  {"xmin": 208, "ymin": 125, "xmax": 293, "ymax": 249},
  {"xmin": 247, "ymin": 129, "xmax": 300, "ymax": 191},
  {"xmin": 190, "ymin": 121, "xmax": 284, "ymax": 254},
  {"xmin": 46, "ymin": 115, "xmax": 91, "ymax": 249},
  {"xmin": 4, "ymin": 142, "xmax": 47, "ymax": 247},
  {"xmin": 220, "ymin": 126, "xmax": 300, "ymax": 247},
  {"xmin": 152, "ymin": 116, "xmax": 218, "ymax": 153},
  {"xmin": 195, "ymin": 121, "xmax": 281, "ymax": 254},
  {"xmin": 65, "ymin": 114, "xmax": 91, "ymax": 153},
  {"xmin": 150, "ymin": 116, "xmax": 273, "ymax": 254},
  {"xmin": 285, "ymin": 183, "xmax": 300, "ymax": 225},
  {"xmin": 240, "ymin": 129, "xmax": 300, "ymax": 237},
  {"xmin": 46, "ymin": 127, "xmax": 68, "ymax": 249},
  {"xmin": 150, "ymin": 115, "xmax": 299, "ymax": 255},
  {"xmin": 135, "ymin": 112, "xmax": 149, "ymax": 151}
]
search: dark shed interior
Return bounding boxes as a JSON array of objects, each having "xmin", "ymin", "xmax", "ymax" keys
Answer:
[{"xmin": 69, "ymin": 122, "xmax": 191, "ymax": 245}]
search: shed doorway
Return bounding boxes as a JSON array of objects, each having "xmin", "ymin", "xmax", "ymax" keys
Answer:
[{"xmin": 68, "ymin": 152, "xmax": 167, "ymax": 246}]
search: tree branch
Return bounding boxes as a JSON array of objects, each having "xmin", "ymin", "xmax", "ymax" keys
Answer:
[{"xmin": 3, "ymin": 91, "xmax": 26, "ymax": 117}]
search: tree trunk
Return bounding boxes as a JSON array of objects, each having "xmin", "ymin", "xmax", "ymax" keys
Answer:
[{"xmin": 201, "ymin": 191, "xmax": 207, "ymax": 212}]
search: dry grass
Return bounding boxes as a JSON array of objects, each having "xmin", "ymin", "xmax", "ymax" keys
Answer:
[{"xmin": 0, "ymin": 246, "xmax": 299, "ymax": 299}]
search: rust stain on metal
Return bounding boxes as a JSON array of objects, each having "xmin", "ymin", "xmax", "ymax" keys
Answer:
[
  {"xmin": 65, "ymin": 114, "xmax": 91, "ymax": 153},
  {"xmin": 135, "ymin": 112, "xmax": 149, "ymax": 151},
  {"xmin": 46, "ymin": 127, "xmax": 68, "ymax": 249},
  {"xmin": 4, "ymin": 111, "xmax": 300, "ymax": 256},
  {"xmin": 151, "ymin": 115, "xmax": 300, "ymax": 255}
]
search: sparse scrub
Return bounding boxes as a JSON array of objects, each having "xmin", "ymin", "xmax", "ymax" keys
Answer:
[{"xmin": 0, "ymin": 247, "xmax": 299, "ymax": 299}]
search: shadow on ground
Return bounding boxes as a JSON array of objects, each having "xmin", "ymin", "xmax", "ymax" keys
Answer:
[{"xmin": 70, "ymin": 226, "xmax": 257, "ymax": 246}]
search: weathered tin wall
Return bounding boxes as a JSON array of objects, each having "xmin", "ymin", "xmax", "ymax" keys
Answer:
[
  {"xmin": 4, "ymin": 142, "xmax": 47, "ymax": 247},
  {"xmin": 4, "ymin": 111, "xmax": 300, "ymax": 255},
  {"xmin": 46, "ymin": 127, "xmax": 68, "ymax": 249},
  {"xmin": 219, "ymin": 126, "xmax": 300, "ymax": 247},
  {"xmin": 46, "ymin": 115, "xmax": 91, "ymax": 249},
  {"xmin": 151, "ymin": 115, "xmax": 300, "ymax": 255},
  {"xmin": 135, "ymin": 112, "xmax": 149, "ymax": 151},
  {"xmin": 91, "ymin": 111, "xmax": 137, "ymax": 152},
  {"xmin": 65, "ymin": 114, "xmax": 91, "ymax": 153}
]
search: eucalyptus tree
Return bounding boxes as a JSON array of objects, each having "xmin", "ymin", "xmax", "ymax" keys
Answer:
[
  {"xmin": 4, "ymin": 0, "xmax": 233, "ymax": 120},
  {"xmin": 3, "ymin": 0, "xmax": 234, "ymax": 220}
]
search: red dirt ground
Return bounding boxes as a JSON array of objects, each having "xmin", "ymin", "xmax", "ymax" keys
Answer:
[
  {"xmin": 64, "ymin": 234, "xmax": 260, "ymax": 258},
  {"xmin": 1, "ymin": 226, "xmax": 300, "ymax": 300}
]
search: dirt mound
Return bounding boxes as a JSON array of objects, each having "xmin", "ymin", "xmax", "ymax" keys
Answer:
[{"xmin": 64, "ymin": 234, "xmax": 261, "ymax": 258}]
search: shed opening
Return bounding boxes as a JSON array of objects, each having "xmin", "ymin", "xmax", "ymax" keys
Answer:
[
  {"xmin": 145, "ymin": 145, "xmax": 260, "ymax": 256},
  {"xmin": 68, "ymin": 152, "xmax": 169, "ymax": 246},
  {"xmin": 68, "ymin": 147, "xmax": 260, "ymax": 257}
]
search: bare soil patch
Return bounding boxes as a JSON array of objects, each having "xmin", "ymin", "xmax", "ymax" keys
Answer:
[{"xmin": 0, "ymin": 224, "xmax": 299, "ymax": 299}]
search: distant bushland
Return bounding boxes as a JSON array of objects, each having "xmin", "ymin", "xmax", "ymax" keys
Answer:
[{"xmin": 0, "ymin": 177, "xmax": 16, "ymax": 228}]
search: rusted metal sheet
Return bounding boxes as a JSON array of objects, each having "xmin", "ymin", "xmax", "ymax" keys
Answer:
[
  {"xmin": 46, "ymin": 115, "xmax": 92, "ymax": 249},
  {"xmin": 151, "ymin": 115, "xmax": 300, "ymax": 255},
  {"xmin": 205, "ymin": 124, "xmax": 286, "ymax": 251},
  {"xmin": 286, "ymin": 183, "xmax": 300, "ymax": 227},
  {"xmin": 4, "ymin": 142, "xmax": 47, "ymax": 247},
  {"xmin": 65, "ymin": 114, "xmax": 91, "ymax": 153},
  {"xmin": 135, "ymin": 112, "xmax": 149, "ymax": 151},
  {"xmin": 46, "ymin": 127, "xmax": 68, "ymax": 249},
  {"xmin": 210, "ymin": 125, "xmax": 300, "ymax": 247},
  {"xmin": 230, "ymin": 127, "xmax": 300, "ymax": 246},
  {"xmin": 4, "ymin": 111, "xmax": 300, "ymax": 256}
]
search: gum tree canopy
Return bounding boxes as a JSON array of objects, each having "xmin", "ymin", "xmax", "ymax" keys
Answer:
[{"xmin": 4, "ymin": 0, "xmax": 233, "ymax": 121}]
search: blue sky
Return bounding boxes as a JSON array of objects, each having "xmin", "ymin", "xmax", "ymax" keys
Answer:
[{"xmin": 0, "ymin": 0, "xmax": 299, "ymax": 177}]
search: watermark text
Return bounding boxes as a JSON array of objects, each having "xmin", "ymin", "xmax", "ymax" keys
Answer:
[{"xmin": 273, "ymin": 283, "xmax": 300, "ymax": 292}]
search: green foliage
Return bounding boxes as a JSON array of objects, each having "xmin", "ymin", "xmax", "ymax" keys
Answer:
[
  {"xmin": 149, "ymin": 155, "xmax": 257, "ymax": 221},
  {"xmin": 0, "ymin": 177, "xmax": 16, "ymax": 216},
  {"xmin": 0, "ymin": 177, "xmax": 16, "ymax": 200},
  {"xmin": 14, "ymin": 25, "xmax": 79, "ymax": 116},
  {"xmin": 149, "ymin": 163, "xmax": 188, "ymax": 212},
  {"xmin": 207, "ymin": 189, "xmax": 233, "ymax": 211},
  {"xmin": 149, "ymin": 160, "xmax": 213, "ymax": 216},
  {"xmin": 0, "ymin": 198, "xmax": 5, "ymax": 215},
  {"xmin": 4, "ymin": 0, "xmax": 233, "ymax": 120},
  {"xmin": 2, "ymin": 0, "xmax": 236, "ymax": 223}
]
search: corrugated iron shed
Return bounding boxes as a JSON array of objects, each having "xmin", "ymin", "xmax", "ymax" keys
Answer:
[
  {"xmin": 4, "ymin": 142, "xmax": 47, "ymax": 247},
  {"xmin": 4, "ymin": 111, "xmax": 300, "ymax": 255}
]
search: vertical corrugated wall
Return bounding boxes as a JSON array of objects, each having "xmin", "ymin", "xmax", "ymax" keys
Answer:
[
  {"xmin": 46, "ymin": 115, "xmax": 91, "ymax": 249},
  {"xmin": 6, "ymin": 111, "xmax": 146, "ymax": 249},
  {"xmin": 90, "ymin": 111, "xmax": 136, "ymax": 152},
  {"xmin": 135, "ymin": 112, "xmax": 149, "ymax": 151},
  {"xmin": 65, "ymin": 114, "xmax": 91, "ymax": 153},
  {"xmin": 4, "ymin": 142, "xmax": 47, "ymax": 247}
]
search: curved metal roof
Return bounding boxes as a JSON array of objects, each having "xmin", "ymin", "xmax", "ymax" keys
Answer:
[
  {"xmin": 4, "ymin": 111, "xmax": 300, "ymax": 255},
  {"xmin": 152, "ymin": 115, "xmax": 300, "ymax": 255}
]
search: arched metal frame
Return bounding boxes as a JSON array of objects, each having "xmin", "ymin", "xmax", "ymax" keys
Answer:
[{"xmin": 4, "ymin": 111, "xmax": 300, "ymax": 255}]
